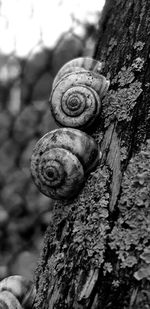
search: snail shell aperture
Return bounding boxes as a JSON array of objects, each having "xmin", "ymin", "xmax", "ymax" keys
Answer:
[
  {"xmin": 31, "ymin": 128, "xmax": 100, "ymax": 199},
  {"xmin": 0, "ymin": 291, "xmax": 23, "ymax": 309},
  {"xmin": 0, "ymin": 275, "xmax": 36, "ymax": 308},
  {"xmin": 49, "ymin": 57, "xmax": 110, "ymax": 130}
]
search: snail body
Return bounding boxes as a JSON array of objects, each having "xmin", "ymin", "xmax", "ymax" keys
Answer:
[
  {"xmin": 0, "ymin": 291, "xmax": 22, "ymax": 309},
  {"xmin": 31, "ymin": 128, "xmax": 100, "ymax": 199},
  {"xmin": 0, "ymin": 275, "xmax": 36, "ymax": 308},
  {"xmin": 49, "ymin": 57, "xmax": 110, "ymax": 130}
]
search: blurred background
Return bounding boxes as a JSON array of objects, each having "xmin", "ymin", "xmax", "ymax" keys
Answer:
[{"xmin": 0, "ymin": 0, "xmax": 105, "ymax": 281}]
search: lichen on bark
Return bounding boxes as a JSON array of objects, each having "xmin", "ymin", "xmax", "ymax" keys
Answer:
[
  {"xmin": 34, "ymin": 0, "xmax": 150, "ymax": 308},
  {"xmin": 109, "ymin": 140, "xmax": 150, "ymax": 270}
]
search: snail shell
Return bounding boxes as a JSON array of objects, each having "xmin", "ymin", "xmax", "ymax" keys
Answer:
[
  {"xmin": 0, "ymin": 275, "xmax": 36, "ymax": 308},
  {"xmin": 49, "ymin": 57, "xmax": 110, "ymax": 129},
  {"xmin": 31, "ymin": 128, "xmax": 100, "ymax": 199},
  {"xmin": 0, "ymin": 291, "xmax": 22, "ymax": 309}
]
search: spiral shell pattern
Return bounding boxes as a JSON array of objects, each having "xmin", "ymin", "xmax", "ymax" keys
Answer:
[
  {"xmin": 31, "ymin": 128, "xmax": 100, "ymax": 199},
  {"xmin": 52, "ymin": 57, "xmax": 103, "ymax": 88},
  {"xmin": 49, "ymin": 57, "xmax": 110, "ymax": 130},
  {"xmin": 0, "ymin": 276, "xmax": 36, "ymax": 308}
]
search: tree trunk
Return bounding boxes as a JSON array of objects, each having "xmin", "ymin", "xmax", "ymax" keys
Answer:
[{"xmin": 34, "ymin": 1, "xmax": 150, "ymax": 308}]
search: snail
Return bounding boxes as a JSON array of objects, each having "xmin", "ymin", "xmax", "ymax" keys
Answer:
[
  {"xmin": 49, "ymin": 57, "xmax": 110, "ymax": 130},
  {"xmin": 31, "ymin": 128, "xmax": 100, "ymax": 199},
  {"xmin": 0, "ymin": 291, "xmax": 22, "ymax": 309},
  {"xmin": 0, "ymin": 275, "xmax": 36, "ymax": 308}
]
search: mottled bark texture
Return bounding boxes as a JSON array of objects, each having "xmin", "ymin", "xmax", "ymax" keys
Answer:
[{"xmin": 34, "ymin": 1, "xmax": 150, "ymax": 308}]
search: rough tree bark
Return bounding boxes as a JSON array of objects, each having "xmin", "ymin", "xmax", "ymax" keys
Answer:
[{"xmin": 34, "ymin": 1, "xmax": 150, "ymax": 308}]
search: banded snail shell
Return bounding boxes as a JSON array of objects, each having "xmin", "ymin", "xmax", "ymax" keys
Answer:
[
  {"xmin": 31, "ymin": 128, "xmax": 100, "ymax": 199},
  {"xmin": 49, "ymin": 57, "xmax": 110, "ymax": 129},
  {"xmin": 0, "ymin": 275, "xmax": 36, "ymax": 308},
  {"xmin": 0, "ymin": 291, "xmax": 22, "ymax": 309}
]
